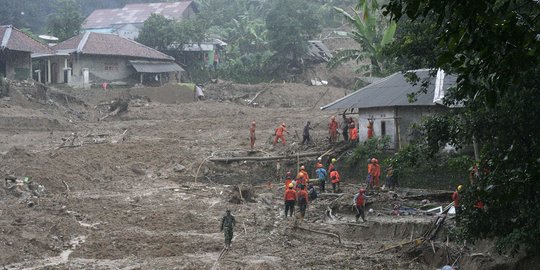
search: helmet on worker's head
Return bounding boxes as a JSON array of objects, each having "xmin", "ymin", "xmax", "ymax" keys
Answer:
[
  {"xmin": 298, "ymin": 172, "xmax": 304, "ymax": 177},
  {"xmin": 360, "ymin": 188, "xmax": 365, "ymax": 193},
  {"xmin": 300, "ymin": 165, "xmax": 305, "ymax": 170},
  {"xmin": 371, "ymin": 158, "xmax": 376, "ymax": 163},
  {"xmin": 252, "ymin": 121, "xmax": 256, "ymax": 125},
  {"xmin": 331, "ymin": 158, "xmax": 337, "ymax": 163},
  {"xmin": 331, "ymin": 116, "xmax": 335, "ymax": 119},
  {"xmin": 281, "ymin": 122, "xmax": 286, "ymax": 127},
  {"xmin": 317, "ymin": 157, "xmax": 322, "ymax": 161},
  {"xmin": 286, "ymin": 171, "xmax": 292, "ymax": 176},
  {"xmin": 288, "ymin": 183, "xmax": 294, "ymax": 188},
  {"xmin": 457, "ymin": 185, "xmax": 463, "ymax": 191}
]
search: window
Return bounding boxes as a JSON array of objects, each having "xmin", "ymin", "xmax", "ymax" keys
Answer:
[{"xmin": 381, "ymin": 121, "xmax": 386, "ymax": 136}]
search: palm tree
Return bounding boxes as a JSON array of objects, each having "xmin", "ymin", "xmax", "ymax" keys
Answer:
[{"xmin": 327, "ymin": 0, "xmax": 396, "ymax": 76}]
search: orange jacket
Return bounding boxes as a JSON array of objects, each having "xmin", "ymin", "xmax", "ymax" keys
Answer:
[
  {"xmin": 285, "ymin": 178, "xmax": 292, "ymax": 188},
  {"xmin": 297, "ymin": 189, "xmax": 309, "ymax": 204},
  {"xmin": 350, "ymin": 127, "xmax": 358, "ymax": 141},
  {"xmin": 373, "ymin": 164, "xmax": 381, "ymax": 177},
  {"xmin": 298, "ymin": 169, "xmax": 309, "ymax": 182},
  {"xmin": 367, "ymin": 163, "xmax": 373, "ymax": 174},
  {"xmin": 330, "ymin": 170, "xmax": 341, "ymax": 184},
  {"xmin": 284, "ymin": 189, "xmax": 296, "ymax": 201}
]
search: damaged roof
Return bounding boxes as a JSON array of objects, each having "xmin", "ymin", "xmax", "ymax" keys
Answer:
[
  {"xmin": 54, "ymin": 32, "xmax": 174, "ymax": 60},
  {"xmin": 321, "ymin": 69, "xmax": 457, "ymax": 111},
  {"xmin": 82, "ymin": 1, "xmax": 195, "ymax": 29},
  {"xmin": 0, "ymin": 25, "xmax": 52, "ymax": 54}
]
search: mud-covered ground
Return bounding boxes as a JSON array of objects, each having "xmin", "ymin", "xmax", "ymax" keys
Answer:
[{"xmin": 0, "ymin": 80, "xmax": 522, "ymax": 269}]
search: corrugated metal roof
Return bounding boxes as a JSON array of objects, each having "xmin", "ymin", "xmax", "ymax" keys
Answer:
[
  {"xmin": 82, "ymin": 1, "xmax": 194, "ymax": 29},
  {"xmin": 321, "ymin": 69, "xmax": 457, "ymax": 110},
  {"xmin": 54, "ymin": 32, "xmax": 174, "ymax": 60},
  {"xmin": 129, "ymin": 60, "xmax": 184, "ymax": 73},
  {"xmin": 0, "ymin": 25, "xmax": 52, "ymax": 54}
]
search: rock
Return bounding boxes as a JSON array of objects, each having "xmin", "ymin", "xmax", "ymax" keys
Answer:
[{"xmin": 173, "ymin": 164, "xmax": 186, "ymax": 172}]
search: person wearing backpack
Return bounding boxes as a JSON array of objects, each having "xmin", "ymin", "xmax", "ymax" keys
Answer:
[
  {"xmin": 353, "ymin": 188, "xmax": 367, "ymax": 222},
  {"xmin": 315, "ymin": 163, "xmax": 328, "ymax": 193},
  {"xmin": 296, "ymin": 184, "xmax": 309, "ymax": 220}
]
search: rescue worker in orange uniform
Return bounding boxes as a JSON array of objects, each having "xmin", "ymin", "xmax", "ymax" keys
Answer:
[
  {"xmin": 297, "ymin": 165, "xmax": 309, "ymax": 183},
  {"xmin": 284, "ymin": 183, "xmax": 296, "ymax": 218},
  {"xmin": 328, "ymin": 116, "xmax": 339, "ymax": 144},
  {"xmin": 296, "ymin": 184, "xmax": 309, "ymax": 219},
  {"xmin": 328, "ymin": 158, "xmax": 336, "ymax": 173},
  {"xmin": 296, "ymin": 172, "xmax": 306, "ymax": 190},
  {"xmin": 249, "ymin": 121, "xmax": 256, "ymax": 150},
  {"xmin": 329, "ymin": 168, "xmax": 341, "ymax": 193},
  {"xmin": 369, "ymin": 158, "xmax": 381, "ymax": 188},
  {"xmin": 367, "ymin": 118, "xmax": 374, "ymax": 139},
  {"xmin": 273, "ymin": 122, "xmax": 289, "ymax": 146},
  {"xmin": 349, "ymin": 124, "xmax": 358, "ymax": 146},
  {"xmin": 284, "ymin": 171, "xmax": 293, "ymax": 188}
]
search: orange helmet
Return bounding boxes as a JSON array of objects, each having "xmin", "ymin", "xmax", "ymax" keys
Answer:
[{"xmin": 298, "ymin": 172, "xmax": 304, "ymax": 177}]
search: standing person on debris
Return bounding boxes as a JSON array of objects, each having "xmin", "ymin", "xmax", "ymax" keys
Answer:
[
  {"xmin": 349, "ymin": 123, "xmax": 358, "ymax": 146},
  {"xmin": 220, "ymin": 209, "xmax": 236, "ymax": 249},
  {"xmin": 273, "ymin": 122, "xmax": 289, "ymax": 146},
  {"xmin": 284, "ymin": 183, "xmax": 296, "ymax": 218},
  {"xmin": 367, "ymin": 158, "xmax": 373, "ymax": 188},
  {"xmin": 249, "ymin": 121, "xmax": 256, "ymax": 150},
  {"xmin": 296, "ymin": 184, "xmax": 309, "ymax": 219},
  {"xmin": 328, "ymin": 158, "xmax": 337, "ymax": 173},
  {"xmin": 386, "ymin": 166, "xmax": 396, "ymax": 190},
  {"xmin": 353, "ymin": 188, "xmax": 367, "ymax": 222},
  {"xmin": 369, "ymin": 158, "xmax": 381, "ymax": 188},
  {"xmin": 302, "ymin": 121, "xmax": 312, "ymax": 145},
  {"xmin": 285, "ymin": 171, "xmax": 293, "ymax": 188},
  {"xmin": 329, "ymin": 168, "xmax": 341, "ymax": 193},
  {"xmin": 298, "ymin": 165, "xmax": 310, "ymax": 183},
  {"xmin": 328, "ymin": 116, "xmax": 339, "ymax": 144},
  {"xmin": 315, "ymin": 163, "xmax": 328, "ymax": 193},
  {"xmin": 316, "ymin": 157, "xmax": 324, "ymax": 168},
  {"xmin": 341, "ymin": 114, "xmax": 349, "ymax": 143},
  {"xmin": 296, "ymin": 172, "xmax": 306, "ymax": 189},
  {"xmin": 453, "ymin": 185, "xmax": 463, "ymax": 219}
]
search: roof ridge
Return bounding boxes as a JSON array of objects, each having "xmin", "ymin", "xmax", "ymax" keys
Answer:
[
  {"xmin": 1, "ymin": 25, "xmax": 13, "ymax": 49},
  {"xmin": 77, "ymin": 32, "xmax": 91, "ymax": 53},
  {"xmin": 320, "ymin": 72, "xmax": 399, "ymax": 110},
  {"xmin": 121, "ymin": 35, "xmax": 174, "ymax": 60}
]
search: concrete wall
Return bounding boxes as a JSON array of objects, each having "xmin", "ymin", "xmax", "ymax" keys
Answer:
[
  {"xmin": 0, "ymin": 50, "xmax": 32, "ymax": 80},
  {"xmin": 114, "ymin": 23, "xmax": 143, "ymax": 40},
  {"xmin": 69, "ymin": 55, "xmax": 136, "ymax": 87},
  {"xmin": 356, "ymin": 105, "xmax": 449, "ymax": 150}
]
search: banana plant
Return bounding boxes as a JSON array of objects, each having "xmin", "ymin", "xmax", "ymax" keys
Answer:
[{"xmin": 327, "ymin": 0, "xmax": 397, "ymax": 76}]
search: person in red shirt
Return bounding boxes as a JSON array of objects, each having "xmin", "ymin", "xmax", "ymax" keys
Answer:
[
  {"xmin": 354, "ymin": 188, "xmax": 367, "ymax": 222},
  {"xmin": 329, "ymin": 168, "xmax": 341, "ymax": 193},
  {"xmin": 249, "ymin": 121, "xmax": 256, "ymax": 150},
  {"xmin": 349, "ymin": 125, "xmax": 358, "ymax": 146},
  {"xmin": 452, "ymin": 185, "xmax": 463, "ymax": 220},
  {"xmin": 284, "ymin": 183, "xmax": 296, "ymax": 218},
  {"xmin": 367, "ymin": 118, "xmax": 374, "ymax": 139},
  {"xmin": 273, "ymin": 123, "xmax": 289, "ymax": 146},
  {"xmin": 296, "ymin": 184, "xmax": 309, "ymax": 219},
  {"xmin": 328, "ymin": 158, "xmax": 336, "ymax": 172},
  {"xmin": 295, "ymin": 172, "xmax": 306, "ymax": 190},
  {"xmin": 297, "ymin": 165, "xmax": 309, "ymax": 183},
  {"xmin": 328, "ymin": 116, "xmax": 339, "ymax": 144}
]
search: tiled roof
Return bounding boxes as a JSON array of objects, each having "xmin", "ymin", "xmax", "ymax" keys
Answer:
[
  {"xmin": 321, "ymin": 69, "xmax": 457, "ymax": 110},
  {"xmin": 53, "ymin": 32, "xmax": 173, "ymax": 60},
  {"xmin": 0, "ymin": 25, "xmax": 52, "ymax": 54},
  {"xmin": 82, "ymin": 1, "xmax": 194, "ymax": 29}
]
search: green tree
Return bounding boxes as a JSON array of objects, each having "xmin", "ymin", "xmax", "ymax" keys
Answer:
[
  {"xmin": 137, "ymin": 14, "xmax": 208, "ymax": 51},
  {"xmin": 265, "ymin": 0, "xmax": 322, "ymax": 75},
  {"xmin": 384, "ymin": 0, "xmax": 540, "ymax": 253},
  {"xmin": 327, "ymin": 0, "xmax": 397, "ymax": 76},
  {"xmin": 46, "ymin": 0, "xmax": 84, "ymax": 41}
]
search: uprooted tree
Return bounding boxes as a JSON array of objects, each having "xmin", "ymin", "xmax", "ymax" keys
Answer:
[{"xmin": 382, "ymin": 0, "xmax": 540, "ymax": 254}]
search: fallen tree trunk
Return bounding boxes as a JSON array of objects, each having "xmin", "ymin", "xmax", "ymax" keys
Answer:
[
  {"xmin": 294, "ymin": 224, "xmax": 341, "ymax": 244},
  {"xmin": 209, "ymin": 151, "xmax": 323, "ymax": 163}
]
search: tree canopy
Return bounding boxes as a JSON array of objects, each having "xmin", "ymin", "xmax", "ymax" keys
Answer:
[
  {"xmin": 383, "ymin": 0, "xmax": 540, "ymax": 253},
  {"xmin": 46, "ymin": 0, "xmax": 85, "ymax": 41}
]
